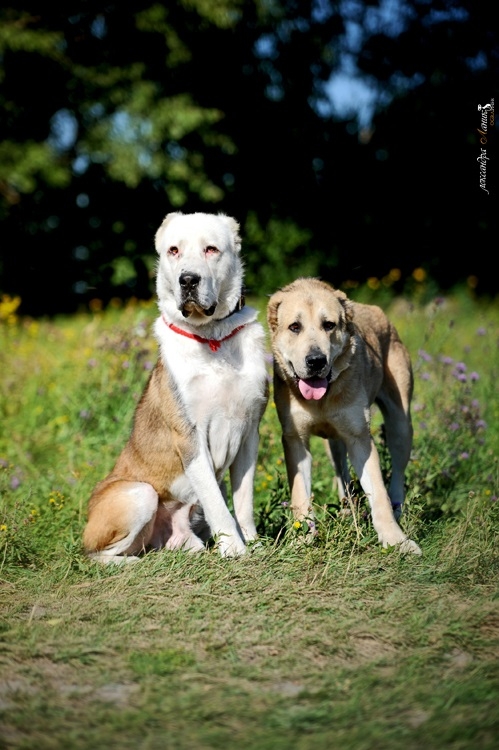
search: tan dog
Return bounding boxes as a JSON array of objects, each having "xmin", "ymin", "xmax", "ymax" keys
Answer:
[
  {"xmin": 83, "ymin": 212, "xmax": 269, "ymax": 562},
  {"xmin": 267, "ymin": 277, "xmax": 421, "ymax": 554}
]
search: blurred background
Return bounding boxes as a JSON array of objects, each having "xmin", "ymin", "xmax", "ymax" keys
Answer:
[{"xmin": 0, "ymin": 0, "xmax": 496, "ymax": 316}]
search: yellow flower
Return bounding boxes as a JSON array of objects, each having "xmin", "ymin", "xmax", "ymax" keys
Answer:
[
  {"xmin": 0, "ymin": 524, "xmax": 7, "ymax": 532},
  {"xmin": 293, "ymin": 521, "xmax": 302, "ymax": 530}
]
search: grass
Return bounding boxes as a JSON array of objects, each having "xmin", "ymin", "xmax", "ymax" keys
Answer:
[{"xmin": 0, "ymin": 286, "xmax": 499, "ymax": 749}]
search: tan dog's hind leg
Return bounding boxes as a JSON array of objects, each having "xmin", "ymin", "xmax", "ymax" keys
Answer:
[
  {"xmin": 83, "ymin": 481, "xmax": 159, "ymax": 564},
  {"xmin": 346, "ymin": 433, "xmax": 421, "ymax": 555},
  {"xmin": 378, "ymin": 339, "xmax": 414, "ymax": 519},
  {"xmin": 324, "ymin": 438, "xmax": 351, "ymax": 500}
]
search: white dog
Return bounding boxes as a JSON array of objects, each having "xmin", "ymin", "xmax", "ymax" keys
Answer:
[{"xmin": 83, "ymin": 212, "xmax": 269, "ymax": 562}]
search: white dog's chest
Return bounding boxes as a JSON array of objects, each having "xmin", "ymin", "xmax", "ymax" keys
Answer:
[{"xmin": 157, "ymin": 320, "xmax": 267, "ymax": 474}]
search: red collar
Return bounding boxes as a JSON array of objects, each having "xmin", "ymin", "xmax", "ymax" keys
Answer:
[{"xmin": 163, "ymin": 316, "xmax": 246, "ymax": 352}]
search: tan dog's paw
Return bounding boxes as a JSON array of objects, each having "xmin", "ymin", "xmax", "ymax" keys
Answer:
[{"xmin": 398, "ymin": 538, "xmax": 422, "ymax": 555}]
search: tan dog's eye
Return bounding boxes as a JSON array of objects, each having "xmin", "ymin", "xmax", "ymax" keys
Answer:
[
  {"xmin": 168, "ymin": 246, "xmax": 179, "ymax": 256},
  {"xmin": 205, "ymin": 246, "xmax": 219, "ymax": 255},
  {"xmin": 323, "ymin": 321, "xmax": 336, "ymax": 332},
  {"xmin": 289, "ymin": 322, "xmax": 301, "ymax": 333}
]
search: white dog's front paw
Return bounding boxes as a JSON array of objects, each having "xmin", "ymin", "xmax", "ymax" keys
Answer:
[{"xmin": 217, "ymin": 534, "xmax": 247, "ymax": 558}]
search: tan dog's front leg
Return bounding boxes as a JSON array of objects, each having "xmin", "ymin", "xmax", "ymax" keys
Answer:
[
  {"xmin": 346, "ymin": 433, "xmax": 421, "ymax": 554},
  {"xmin": 283, "ymin": 434, "xmax": 314, "ymax": 521}
]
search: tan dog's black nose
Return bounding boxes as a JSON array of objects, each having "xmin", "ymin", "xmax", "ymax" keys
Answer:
[{"xmin": 305, "ymin": 351, "xmax": 327, "ymax": 374}]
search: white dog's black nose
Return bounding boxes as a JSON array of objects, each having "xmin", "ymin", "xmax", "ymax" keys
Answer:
[
  {"xmin": 179, "ymin": 272, "xmax": 200, "ymax": 292},
  {"xmin": 305, "ymin": 351, "xmax": 327, "ymax": 374}
]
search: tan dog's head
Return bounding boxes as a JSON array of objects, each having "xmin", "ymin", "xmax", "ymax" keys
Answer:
[
  {"xmin": 267, "ymin": 278, "xmax": 356, "ymax": 401},
  {"xmin": 155, "ymin": 212, "xmax": 244, "ymax": 325}
]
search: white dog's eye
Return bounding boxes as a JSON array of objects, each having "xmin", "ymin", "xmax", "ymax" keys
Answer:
[
  {"xmin": 204, "ymin": 245, "xmax": 219, "ymax": 255},
  {"xmin": 323, "ymin": 321, "xmax": 336, "ymax": 332},
  {"xmin": 168, "ymin": 246, "xmax": 179, "ymax": 256},
  {"xmin": 289, "ymin": 322, "xmax": 301, "ymax": 334}
]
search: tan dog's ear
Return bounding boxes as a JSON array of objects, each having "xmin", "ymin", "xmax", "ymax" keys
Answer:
[
  {"xmin": 334, "ymin": 289, "xmax": 355, "ymax": 323},
  {"xmin": 267, "ymin": 292, "xmax": 283, "ymax": 333},
  {"xmin": 154, "ymin": 212, "xmax": 184, "ymax": 253}
]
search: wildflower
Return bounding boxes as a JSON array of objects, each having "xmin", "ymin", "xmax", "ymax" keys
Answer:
[
  {"xmin": 477, "ymin": 327, "xmax": 486, "ymax": 336},
  {"xmin": 452, "ymin": 371, "xmax": 467, "ymax": 382},
  {"xmin": 79, "ymin": 409, "xmax": 91, "ymax": 419},
  {"xmin": 455, "ymin": 362, "xmax": 467, "ymax": 372},
  {"xmin": 144, "ymin": 361, "xmax": 153, "ymax": 370},
  {"xmin": 413, "ymin": 403, "xmax": 425, "ymax": 413},
  {"xmin": 10, "ymin": 476, "xmax": 20, "ymax": 489},
  {"xmin": 419, "ymin": 421, "xmax": 428, "ymax": 430},
  {"xmin": 469, "ymin": 372, "xmax": 480, "ymax": 382},
  {"xmin": 440, "ymin": 355, "xmax": 454, "ymax": 365},
  {"xmin": 87, "ymin": 358, "xmax": 97, "ymax": 368},
  {"xmin": 293, "ymin": 521, "xmax": 302, "ymax": 530},
  {"xmin": 475, "ymin": 419, "xmax": 487, "ymax": 430},
  {"xmin": 0, "ymin": 524, "xmax": 7, "ymax": 532},
  {"xmin": 412, "ymin": 268, "xmax": 426, "ymax": 282},
  {"xmin": 282, "ymin": 501, "xmax": 289, "ymax": 508},
  {"xmin": 421, "ymin": 372, "xmax": 430, "ymax": 381},
  {"xmin": 418, "ymin": 349, "xmax": 432, "ymax": 362},
  {"xmin": 449, "ymin": 423, "xmax": 460, "ymax": 431},
  {"xmin": 460, "ymin": 452, "xmax": 470, "ymax": 460}
]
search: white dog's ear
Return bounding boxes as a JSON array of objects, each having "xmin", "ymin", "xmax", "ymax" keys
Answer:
[
  {"xmin": 154, "ymin": 212, "xmax": 183, "ymax": 254},
  {"xmin": 219, "ymin": 214, "xmax": 241, "ymax": 254}
]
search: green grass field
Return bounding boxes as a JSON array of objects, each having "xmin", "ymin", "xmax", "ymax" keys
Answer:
[{"xmin": 1, "ymin": 287, "xmax": 498, "ymax": 749}]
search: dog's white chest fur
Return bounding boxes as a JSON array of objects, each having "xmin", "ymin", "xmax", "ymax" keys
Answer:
[{"xmin": 155, "ymin": 310, "xmax": 267, "ymax": 474}]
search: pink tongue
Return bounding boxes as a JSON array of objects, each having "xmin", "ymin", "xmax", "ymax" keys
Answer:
[{"xmin": 298, "ymin": 378, "xmax": 328, "ymax": 400}]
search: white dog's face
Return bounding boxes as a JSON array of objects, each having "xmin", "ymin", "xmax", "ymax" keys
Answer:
[{"xmin": 155, "ymin": 212, "xmax": 244, "ymax": 325}]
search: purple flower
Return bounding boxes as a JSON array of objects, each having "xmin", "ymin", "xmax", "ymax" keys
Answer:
[
  {"xmin": 419, "ymin": 421, "xmax": 428, "ymax": 430},
  {"xmin": 418, "ymin": 349, "xmax": 432, "ymax": 362},
  {"xmin": 421, "ymin": 372, "xmax": 431, "ymax": 381},
  {"xmin": 143, "ymin": 361, "xmax": 153, "ymax": 370},
  {"xmin": 469, "ymin": 371, "xmax": 480, "ymax": 382},
  {"xmin": 10, "ymin": 476, "xmax": 20, "ymax": 489},
  {"xmin": 460, "ymin": 452, "xmax": 470, "ymax": 460},
  {"xmin": 440, "ymin": 355, "xmax": 454, "ymax": 365},
  {"xmin": 477, "ymin": 327, "xmax": 486, "ymax": 336},
  {"xmin": 449, "ymin": 422, "xmax": 460, "ymax": 431},
  {"xmin": 0, "ymin": 458, "xmax": 8, "ymax": 468},
  {"xmin": 475, "ymin": 419, "xmax": 487, "ymax": 430},
  {"xmin": 79, "ymin": 409, "xmax": 91, "ymax": 419},
  {"xmin": 452, "ymin": 372, "xmax": 467, "ymax": 382},
  {"xmin": 413, "ymin": 403, "xmax": 425, "ymax": 413},
  {"xmin": 87, "ymin": 358, "xmax": 97, "ymax": 368},
  {"xmin": 455, "ymin": 362, "xmax": 467, "ymax": 372}
]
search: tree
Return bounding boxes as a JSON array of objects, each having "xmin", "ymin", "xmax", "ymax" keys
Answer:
[{"xmin": 0, "ymin": 1, "xmax": 496, "ymax": 315}]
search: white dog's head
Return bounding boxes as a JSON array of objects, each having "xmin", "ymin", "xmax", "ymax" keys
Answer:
[{"xmin": 155, "ymin": 212, "xmax": 244, "ymax": 325}]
